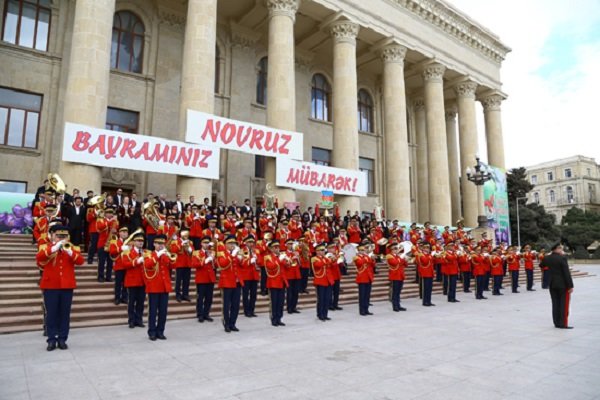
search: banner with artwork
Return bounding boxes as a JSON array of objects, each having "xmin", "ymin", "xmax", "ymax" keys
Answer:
[
  {"xmin": 186, "ymin": 110, "xmax": 304, "ymax": 160},
  {"xmin": 0, "ymin": 192, "xmax": 34, "ymax": 234},
  {"xmin": 483, "ymin": 164, "xmax": 511, "ymax": 245},
  {"xmin": 62, "ymin": 123, "xmax": 220, "ymax": 179}
]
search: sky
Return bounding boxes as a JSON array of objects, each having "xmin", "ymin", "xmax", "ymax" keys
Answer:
[{"xmin": 448, "ymin": 0, "xmax": 600, "ymax": 170}]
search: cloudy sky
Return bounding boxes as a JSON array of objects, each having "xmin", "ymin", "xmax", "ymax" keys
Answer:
[{"xmin": 448, "ymin": 0, "xmax": 600, "ymax": 170}]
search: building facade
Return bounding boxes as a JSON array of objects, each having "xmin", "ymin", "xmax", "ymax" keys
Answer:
[
  {"xmin": 0, "ymin": 0, "xmax": 510, "ymax": 226},
  {"xmin": 525, "ymin": 156, "xmax": 600, "ymax": 222}
]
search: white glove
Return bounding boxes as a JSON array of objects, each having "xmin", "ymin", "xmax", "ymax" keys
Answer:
[
  {"xmin": 156, "ymin": 249, "xmax": 166, "ymax": 257},
  {"xmin": 136, "ymin": 256, "xmax": 144, "ymax": 265},
  {"xmin": 51, "ymin": 242, "xmax": 62, "ymax": 253},
  {"xmin": 121, "ymin": 245, "xmax": 130, "ymax": 251},
  {"xmin": 268, "ymin": 222, "xmax": 273, "ymax": 228},
  {"xmin": 205, "ymin": 256, "xmax": 213, "ymax": 263},
  {"xmin": 232, "ymin": 247, "xmax": 239, "ymax": 257},
  {"xmin": 172, "ymin": 234, "xmax": 178, "ymax": 240},
  {"xmin": 431, "ymin": 251, "xmax": 438, "ymax": 256},
  {"xmin": 186, "ymin": 247, "xmax": 193, "ymax": 254},
  {"xmin": 65, "ymin": 248, "xmax": 73, "ymax": 257},
  {"xmin": 279, "ymin": 254, "xmax": 286, "ymax": 261},
  {"xmin": 194, "ymin": 216, "xmax": 200, "ymax": 220},
  {"xmin": 159, "ymin": 220, "xmax": 165, "ymax": 226},
  {"xmin": 183, "ymin": 240, "xmax": 189, "ymax": 244},
  {"xmin": 250, "ymin": 257, "xmax": 256, "ymax": 264}
]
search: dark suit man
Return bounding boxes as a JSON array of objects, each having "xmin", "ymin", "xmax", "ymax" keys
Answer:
[
  {"xmin": 66, "ymin": 197, "xmax": 86, "ymax": 246},
  {"xmin": 540, "ymin": 243, "xmax": 574, "ymax": 329},
  {"xmin": 114, "ymin": 188, "xmax": 124, "ymax": 207}
]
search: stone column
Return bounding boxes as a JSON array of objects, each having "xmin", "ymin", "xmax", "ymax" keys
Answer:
[
  {"xmin": 422, "ymin": 63, "xmax": 451, "ymax": 226},
  {"xmin": 176, "ymin": 0, "xmax": 216, "ymax": 200},
  {"xmin": 59, "ymin": 0, "xmax": 116, "ymax": 192},
  {"xmin": 330, "ymin": 20, "xmax": 360, "ymax": 213},
  {"xmin": 455, "ymin": 80, "xmax": 479, "ymax": 227},
  {"xmin": 480, "ymin": 91, "xmax": 507, "ymax": 170},
  {"xmin": 445, "ymin": 107, "xmax": 461, "ymax": 224},
  {"xmin": 264, "ymin": 0, "xmax": 299, "ymax": 204},
  {"xmin": 380, "ymin": 43, "xmax": 410, "ymax": 221},
  {"xmin": 414, "ymin": 98, "xmax": 429, "ymax": 223}
]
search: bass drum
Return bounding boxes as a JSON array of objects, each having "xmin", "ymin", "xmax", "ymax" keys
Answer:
[
  {"xmin": 342, "ymin": 243, "xmax": 358, "ymax": 265},
  {"xmin": 400, "ymin": 241, "xmax": 413, "ymax": 255}
]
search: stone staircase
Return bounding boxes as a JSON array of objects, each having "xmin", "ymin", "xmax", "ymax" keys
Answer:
[{"xmin": 0, "ymin": 234, "xmax": 591, "ymax": 334}]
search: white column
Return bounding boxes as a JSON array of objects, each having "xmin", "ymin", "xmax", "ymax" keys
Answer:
[
  {"xmin": 445, "ymin": 107, "xmax": 461, "ymax": 224},
  {"xmin": 414, "ymin": 97, "xmax": 429, "ymax": 222},
  {"xmin": 480, "ymin": 91, "xmax": 507, "ymax": 170},
  {"xmin": 265, "ymin": 0, "xmax": 299, "ymax": 203},
  {"xmin": 330, "ymin": 20, "xmax": 360, "ymax": 213},
  {"xmin": 455, "ymin": 80, "xmax": 479, "ymax": 227},
  {"xmin": 176, "ymin": 0, "xmax": 216, "ymax": 200},
  {"xmin": 59, "ymin": 0, "xmax": 116, "ymax": 192},
  {"xmin": 422, "ymin": 63, "xmax": 451, "ymax": 226},
  {"xmin": 380, "ymin": 43, "xmax": 411, "ymax": 221}
]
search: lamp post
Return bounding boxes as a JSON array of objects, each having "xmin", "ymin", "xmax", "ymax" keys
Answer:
[
  {"xmin": 515, "ymin": 196, "xmax": 527, "ymax": 248},
  {"xmin": 466, "ymin": 156, "xmax": 493, "ymax": 228}
]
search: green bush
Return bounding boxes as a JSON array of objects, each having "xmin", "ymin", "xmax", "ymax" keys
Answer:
[{"xmin": 574, "ymin": 246, "xmax": 590, "ymax": 259}]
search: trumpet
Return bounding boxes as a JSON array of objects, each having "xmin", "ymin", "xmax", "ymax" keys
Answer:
[
  {"xmin": 164, "ymin": 250, "xmax": 178, "ymax": 262},
  {"xmin": 62, "ymin": 241, "xmax": 73, "ymax": 251}
]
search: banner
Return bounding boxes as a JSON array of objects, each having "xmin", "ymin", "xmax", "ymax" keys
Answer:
[
  {"xmin": 321, "ymin": 190, "xmax": 334, "ymax": 208},
  {"xmin": 0, "ymin": 192, "xmax": 34, "ymax": 234},
  {"xmin": 62, "ymin": 123, "xmax": 220, "ymax": 179},
  {"xmin": 276, "ymin": 158, "xmax": 368, "ymax": 197},
  {"xmin": 186, "ymin": 110, "xmax": 303, "ymax": 160},
  {"xmin": 483, "ymin": 164, "xmax": 511, "ymax": 245}
]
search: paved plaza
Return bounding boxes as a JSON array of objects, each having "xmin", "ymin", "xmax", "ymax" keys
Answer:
[{"xmin": 1, "ymin": 266, "xmax": 599, "ymax": 400}]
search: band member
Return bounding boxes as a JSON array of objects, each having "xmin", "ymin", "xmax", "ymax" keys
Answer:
[
  {"xmin": 186, "ymin": 205, "xmax": 205, "ymax": 249},
  {"xmin": 457, "ymin": 245, "xmax": 472, "ymax": 292},
  {"xmin": 284, "ymin": 239, "xmax": 302, "ymax": 314},
  {"xmin": 36, "ymin": 225, "xmax": 84, "ymax": 350},
  {"xmin": 540, "ymin": 243, "xmax": 574, "ymax": 329},
  {"xmin": 415, "ymin": 243, "xmax": 435, "ymax": 306},
  {"xmin": 109, "ymin": 227, "xmax": 130, "ymax": 305},
  {"xmin": 143, "ymin": 235, "xmax": 174, "ymax": 340},
  {"xmin": 191, "ymin": 237, "xmax": 216, "ymax": 323},
  {"xmin": 298, "ymin": 237, "xmax": 311, "ymax": 294},
  {"xmin": 222, "ymin": 211, "xmax": 238, "ymax": 235},
  {"xmin": 506, "ymin": 247, "xmax": 521, "ymax": 293},
  {"xmin": 170, "ymin": 228, "xmax": 194, "ymax": 302},
  {"xmin": 259, "ymin": 214, "xmax": 275, "ymax": 239},
  {"xmin": 33, "ymin": 204, "xmax": 57, "ymax": 245},
  {"xmin": 312, "ymin": 244, "xmax": 332, "ymax": 321},
  {"xmin": 239, "ymin": 236, "xmax": 259, "ymax": 317},
  {"xmin": 236, "ymin": 217, "xmax": 256, "ymax": 244},
  {"xmin": 471, "ymin": 246, "xmax": 488, "ymax": 300},
  {"xmin": 387, "ymin": 242, "xmax": 407, "ymax": 311},
  {"xmin": 203, "ymin": 216, "xmax": 224, "ymax": 242},
  {"xmin": 217, "ymin": 236, "xmax": 244, "ymax": 333},
  {"xmin": 522, "ymin": 244, "xmax": 537, "ymax": 291},
  {"xmin": 264, "ymin": 241, "xmax": 287, "ymax": 327},
  {"xmin": 490, "ymin": 247, "xmax": 505, "ymax": 295},
  {"xmin": 347, "ymin": 218, "xmax": 362, "ymax": 244},
  {"xmin": 538, "ymin": 248, "xmax": 549, "ymax": 289},
  {"xmin": 355, "ymin": 242, "xmax": 376, "ymax": 315},
  {"xmin": 122, "ymin": 231, "xmax": 146, "ymax": 328},
  {"xmin": 326, "ymin": 242, "xmax": 343, "ymax": 311},
  {"xmin": 288, "ymin": 212, "xmax": 303, "ymax": 240},
  {"xmin": 441, "ymin": 243, "xmax": 460, "ymax": 303},
  {"xmin": 86, "ymin": 199, "xmax": 99, "ymax": 263},
  {"xmin": 256, "ymin": 232, "xmax": 271, "ymax": 296},
  {"xmin": 442, "ymin": 226, "xmax": 454, "ymax": 245},
  {"xmin": 96, "ymin": 208, "xmax": 119, "ymax": 282},
  {"xmin": 159, "ymin": 215, "xmax": 178, "ymax": 239}
]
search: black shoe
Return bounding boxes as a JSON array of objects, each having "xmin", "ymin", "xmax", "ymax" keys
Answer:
[
  {"xmin": 464, "ymin": 290, "xmax": 472, "ymax": 293},
  {"xmin": 204, "ymin": 316, "xmax": 214, "ymax": 322},
  {"xmin": 114, "ymin": 299, "xmax": 120, "ymax": 305},
  {"xmin": 198, "ymin": 317, "xmax": 204, "ymax": 323},
  {"xmin": 399, "ymin": 307, "xmax": 407, "ymax": 311},
  {"xmin": 57, "ymin": 341, "xmax": 68, "ymax": 350},
  {"xmin": 492, "ymin": 293, "xmax": 500, "ymax": 296},
  {"xmin": 224, "ymin": 326, "xmax": 231, "ymax": 333},
  {"xmin": 393, "ymin": 308, "xmax": 400, "ymax": 312},
  {"xmin": 46, "ymin": 342, "xmax": 57, "ymax": 351},
  {"xmin": 481, "ymin": 296, "xmax": 487, "ymax": 299},
  {"xmin": 430, "ymin": 303, "xmax": 436, "ymax": 306},
  {"xmin": 271, "ymin": 321, "xmax": 279, "ymax": 327},
  {"xmin": 182, "ymin": 296, "xmax": 191, "ymax": 302},
  {"xmin": 149, "ymin": 335, "xmax": 157, "ymax": 341},
  {"xmin": 366, "ymin": 312, "xmax": 373, "ymax": 315},
  {"xmin": 512, "ymin": 290, "xmax": 519, "ymax": 293},
  {"xmin": 423, "ymin": 304, "xmax": 431, "ymax": 307},
  {"xmin": 324, "ymin": 317, "xmax": 331, "ymax": 320},
  {"xmin": 136, "ymin": 322, "xmax": 145, "ymax": 328},
  {"xmin": 157, "ymin": 334, "xmax": 167, "ymax": 340},
  {"xmin": 293, "ymin": 310, "xmax": 301, "ymax": 314},
  {"xmin": 334, "ymin": 306, "xmax": 343, "ymax": 310},
  {"xmin": 97, "ymin": 278, "xmax": 104, "ymax": 283},
  {"xmin": 105, "ymin": 279, "xmax": 113, "ymax": 283},
  {"xmin": 360, "ymin": 312, "xmax": 367, "ymax": 316},
  {"xmin": 230, "ymin": 326, "xmax": 239, "ymax": 332},
  {"xmin": 527, "ymin": 289, "xmax": 536, "ymax": 291},
  {"xmin": 176, "ymin": 296, "xmax": 182, "ymax": 303},
  {"xmin": 443, "ymin": 292, "xmax": 448, "ymax": 296},
  {"xmin": 369, "ymin": 303, "xmax": 373, "ymax": 306},
  {"xmin": 250, "ymin": 314, "xmax": 258, "ymax": 318},
  {"xmin": 319, "ymin": 317, "xmax": 326, "ymax": 321},
  {"xmin": 561, "ymin": 326, "xmax": 574, "ymax": 329},
  {"xmin": 328, "ymin": 306, "xmax": 335, "ymax": 311},
  {"xmin": 288, "ymin": 311, "xmax": 295, "ymax": 314},
  {"xmin": 129, "ymin": 323, "xmax": 135, "ymax": 328},
  {"xmin": 277, "ymin": 322, "xmax": 286, "ymax": 326}
]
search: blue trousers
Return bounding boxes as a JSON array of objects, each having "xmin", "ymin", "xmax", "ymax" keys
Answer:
[
  {"xmin": 462, "ymin": 271, "xmax": 471, "ymax": 292},
  {"xmin": 421, "ymin": 277, "xmax": 433, "ymax": 305},
  {"xmin": 542, "ymin": 269, "xmax": 550, "ymax": 289},
  {"xmin": 242, "ymin": 280, "xmax": 257, "ymax": 316},
  {"xmin": 511, "ymin": 270, "xmax": 519, "ymax": 292},
  {"xmin": 483, "ymin": 272, "xmax": 491, "ymax": 291},
  {"xmin": 196, "ymin": 283, "xmax": 214, "ymax": 319},
  {"xmin": 442, "ymin": 273, "xmax": 449, "ymax": 294},
  {"xmin": 87, "ymin": 232, "xmax": 98, "ymax": 263},
  {"xmin": 260, "ymin": 267, "xmax": 268, "ymax": 295},
  {"xmin": 270, "ymin": 288, "xmax": 285, "ymax": 324},
  {"xmin": 146, "ymin": 234, "xmax": 156, "ymax": 251},
  {"xmin": 435, "ymin": 264, "xmax": 442, "ymax": 282},
  {"xmin": 391, "ymin": 280, "xmax": 404, "ymax": 310},
  {"xmin": 358, "ymin": 283, "xmax": 372, "ymax": 314},
  {"xmin": 175, "ymin": 268, "xmax": 191, "ymax": 298},
  {"xmin": 114, "ymin": 270, "xmax": 127, "ymax": 302},
  {"xmin": 493, "ymin": 275, "xmax": 503, "ymax": 294},
  {"xmin": 43, "ymin": 289, "xmax": 73, "ymax": 344},
  {"xmin": 526, "ymin": 269, "xmax": 534, "ymax": 290},
  {"xmin": 97, "ymin": 248, "xmax": 113, "ymax": 281},
  {"xmin": 316, "ymin": 285, "xmax": 331, "ymax": 319},
  {"xmin": 221, "ymin": 286, "xmax": 241, "ymax": 329},
  {"xmin": 330, "ymin": 280, "xmax": 340, "ymax": 308},
  {"xmin": 127, "ymin": 286, "xmax": 145, "ymax": 325},
  {"xmin": 300, "ymin": 268, "xmax": 309, "ymax": 292},
  {"xmin": 475, "ymin": 275, "xmax": 486, "ymax": 299},
  {"xmin": 147, "ymin": 292, "xmax": 168, "ymax": 337},
  {"xmin": 448, "ymin": 274, "xmax": 457, "ymax": 301},
  {"xmin": 286, "ymin": 279, "xmax": 300, "ymax": 312}
]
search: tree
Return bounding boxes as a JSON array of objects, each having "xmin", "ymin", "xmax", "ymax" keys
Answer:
[
  {"xmin": 506, "ymin": 167, "xmax": 534, "ymax": 202},
  {"xmin": 560, "ymin": 207, "xmax": 600, "ymax": 252}
]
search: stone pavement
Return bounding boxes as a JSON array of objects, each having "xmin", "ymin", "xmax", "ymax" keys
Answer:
[{"xmin": 1, "ymin": 266, "xmax": 599, "ymax": 400}]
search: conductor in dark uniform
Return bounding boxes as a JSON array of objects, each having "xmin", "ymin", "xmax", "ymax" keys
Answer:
[{"xmin": 539, "ymin": 243, "xmax": 574, "ymax": 329}]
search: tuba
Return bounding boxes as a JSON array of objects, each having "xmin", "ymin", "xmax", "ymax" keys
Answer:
[
  {"xmin": 46, "ymin": 173, "xmax": 66, "ymax": 194},
  {"xmin": 143, "ymin": 200, "xmax": 161, "ymax": 231},
  {"xmin": 123, "ymin": 228, "xmax": 144, "ymax": 247},
  {"xmin": 89, "ymin": 193, "xmax": 106, "ymax": 218}
]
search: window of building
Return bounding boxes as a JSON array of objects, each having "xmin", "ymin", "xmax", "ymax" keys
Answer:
[
  {"xmin": 566, "ymin": 186, "xmax": 574, "ymax": 203},
  {"xmin": 357, "ymin": 89, "xmax": 373, "ymax": 133},
  {"xmin": 312, "ymin": 147, "xmax": 331, "ymax": 166},
  {"xmin": 105, "ymin": 107, "xmax": 139, "ymax": 133},
  {"xmin": 548, "ymin": 190, "xmax": 555, "ymax": 203},
  {"xmin": 0, "ymin": 180, "xmax": 27, "ymax": 193},
  {"xmin": 359, "ymin": 157, "xmax": 375, "ymax": 194},
  {"xmin": 2, "ymin": 0, "xmax": 51, "ymax": 51},
  {"xmin": 533, "ymin": 192, "xmax": 539, "ymax": 204},
  {"xmin": 254, "ymin": 155, "xmax": 265, "ymax": 178},
  {"xmin": 588, "ymin": 183, "xmax": 596, "ymax": 203},
  {"xmin": 311, "ymin": 74, "xmax": 331, "ymax": 121},
  {"xmin": 546, "ymin": 171, "xmax": 554, "ymax": 182},
  {"xmin": 110, "ymin": 11, "xmax": 144, "ymax": 73},
  {"xmin": 256, "ymin": 56, "xmax": 267, "ymax": 105},
  {"xmin": 0, "ymin": 87, "xmax": 42, "ymax": 149},
  {"xmin": 564, "ymin": 168, "xmax": 572, "ymax": 178},
  {"xmin": 214, "ymin": 45, "xmax": 220, "ymax": 93},
  {"xmin": 587, "ymin": 167, "xmax": 592, "ymax": 177},
  {"xmin": 530, "ymin": 175, "xmax": 537, "ymax": 184}
]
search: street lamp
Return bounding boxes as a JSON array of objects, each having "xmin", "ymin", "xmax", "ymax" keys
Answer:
[
  {"xmin": 466, "ymin": 156, "xmax": 493, "ymax": 228},
  {"xmin": 515, "ymin": 196, "xmax": 528, "ymax": 248}
]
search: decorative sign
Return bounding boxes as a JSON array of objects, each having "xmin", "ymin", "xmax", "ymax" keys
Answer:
[
  {"xmin": 62, "ymin": 123, "xmax": 220, "ymax": 179},
  {"xmin": 483, "ymin": 164, "xmax": 510, "ymax": 244},
  {"xmin": 321, "ymin": 190, "xmax": 334, "ymax": 208},
  {"xmin": 186, "ymin": 110, "xmax": 303, "ymax": 160},
  {"xmin": 276, "ymin": 158, "xmax": 368, "ymax": 197}
]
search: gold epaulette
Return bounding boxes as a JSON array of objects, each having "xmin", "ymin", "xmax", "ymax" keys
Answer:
[
  {"xmin": 72, "ymin": 245, "xmax": 81, "ymax": 252},
  {"xmin": 385, "ymin": 254, "xmax": 394, "ymax": 261},
  {"xmin": 217, "ymin": 251, "xmax": 225, "ymax": 257},
  {"xmin": 39, "ymin": 244, "xmax": 48, "ymax": 252},
  {"xmin": 264, "ymin": 255, "xmax": 272, "ymax": 263},
  {"xmin": 143, "ymin": 250, "xmax": 152, "ymax": 256}
]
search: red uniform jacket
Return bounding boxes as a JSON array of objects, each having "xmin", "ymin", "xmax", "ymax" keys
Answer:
[
  {"xmin": 109, "ymin": 238, "xmax": 125, "ymax": 271},
  {"xmin": 122, "ymin": 247, "xmax": 146, "ymax": 287},
  {"xmin": 283, "ymin": 250, "xmax": 301, "ymax": 280},
  {"xmin": 36, "ymin": 244, "xmax": 84, "ymax": 289},
  {"xmin": 255, "ymin": 240, "xmax": 268, "ymax": 267},
  {"xmin": 169, "ymin": 238, "xmax": 194, "ymax": 268},
  {"xmin": 506, "ymin": 253, "xmax": 521, "ymax": 272},
  {"xmin": 442, "ymin": 231, "xmax": 454, "ymax": 244},
  {"xmin": 304, "ymin": 230, "xmax": 318, "ymax": 254},
  {"xmin": 236, "ymin": 227, "xmax": 257, "ymax": 244},
  {"xmin": 223, "ymin": 218, "xmax": 237, "ymax": 236},
  {"xmin": 471, "ymin": 254, "xmax": 488, "ymax": 276},
  {"xmin": 264, "ymin": 254, "xmax": 288, "ymax": 289},
  {"xmin": 217, "ymin": 250, "xmax": 244, "ymax": 288},
  {"xmin": 33, "ymin": 217, "xmax": 49, "ymax": 243},
  {"xmin": 387, "ymin": 253, "xmax": 406, "ymax": 281},
  {"xmin": 538, "ymin": 253, "xmax": 547, "ymax": 270},
  {"xmin": 442, "ymin": 251, "xmax": 459, "ymax": 275},
  {"xmin": 86, "ymin": 208, "xmax": 98, "ymax": 234},
  {"xmin": 326, "ymin": 251, "xmax": 341, "ymax": 282},
  {"xmin": 311, "ymin": 256, "xmax": 333, "ymax": 286},
  {"xmin": 259, "ymin": 217, "xmax": 274, "ymax": 238},
  {"xmin": 354, "ymin": 254, "xmax": 375, "ymax": 283},
  {"xmin": 409, "ymin": 229, "xmax": 420, "ymax": 245},
  {"xmin": 143, "ymin": 214, "xmax": 165, "ymax": 236},
  {"xmin": 158, "ymin": 224, "xmax": 178, "ymax": 240},
  {"xmin": 288, "ymin": 219, "xmax": 303, "ymax": 240},
  {"xmin": 347, "ymin": 225, "xmax": 362, "ymax": 244},
  {"xmin": 458, "ymin": 252, "xmax": 471, "ymax": 273},
  {"xmin": 523, "ymin": 251, "xmax": 536, "ymax": 270},
  {"xmin": 489, "ymin": 255, "xmax": 504, "ymax": 276},
  {"xmin": 143, "ymin": 251, "xmax": 174, "ymax": 293},
  {"xmin": 96, "ymin": 217, "xmax": 119, "ymax": 249},
  {"xmin": 415, "ymin": 252, "xmax": 434, "ymax": 278},
  {"xmin": 239, "ymin": 249, "xmax": 260, "ymax": 281},
  {"xmin": 275, "ymin": 228, "xmax": 288, "ymax": 248},
  {"xmin": 192, "ymin": 250, "xmax": 217, "ymax": 284},
  {"xmin": 202, "ymin": 228, "xmax": 224, "ymax": 242},
  {"xmin": 316, "ymin": 224, "xmax": 329, "ymax": 243},
  {"xmin": 33, "ymin": 201, "xmax": 48, "ymax": 218},
  {"xmin": 186, "ymin": 213, "xmax": 205, "ymax": 237}
]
